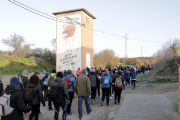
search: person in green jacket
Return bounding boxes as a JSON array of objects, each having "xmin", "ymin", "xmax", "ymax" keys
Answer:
[
  {"xmin": 74, "ymin": 69, "xmax": 92, "ymax": 120},
  {"xmin": 100, "ymin": 70, "xmax": 112, "ymax": 106}
]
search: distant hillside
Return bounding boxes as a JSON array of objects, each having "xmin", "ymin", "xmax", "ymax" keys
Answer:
[
  {"xmin": 0, "ymin": 55, "xmax": 55, "ymax": 75},
  {"xmin": 137, "ymin": 56, "xmax": 180, "ymax": 83}
]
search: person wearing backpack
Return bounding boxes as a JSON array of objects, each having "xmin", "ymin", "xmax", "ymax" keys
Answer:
[
  {"xmin": 25, "ymin": 75, "xmax": 45, "ymax": 120},
  {"xmin": 22, "ymin": 70, "xmax": 29, "ymax": 95},
  {"xmin": 47, "ymin": 69, "xmax": 56, "ymax": 111},
  {"xmin": 112, "ymin": 71, "xmax": 123, "ymax": 105},
  {"xmin": 50, "ymin": 72, "xmax": 70, "ymax": 120},
  {"xmin": 130, "ymin": 68, "xmax": 137, "ymax": 89},
  {"xmin": 42, "ymin": 73, "xmax": 49, "ymax": 101},
  {"xmin": 124, "ymin": 69, "xmax": 130, "ymax": 86},
  {"xmin": 87, "ymin": 67, "xmax": 99, "ymax": 105},
  {"xmin": 0, "ymin": 77, "xmax": 31, "ymax": 120},
  {"xmin": 63, "ymin": 70, "xmax": 75, "ymax": 115},
  {"xmin": 0, "ymin": 76, "xmax": 4, "ymax": 95},
  {"xmin": 14, "ymin": 75, "xmax": 24, "ymax": 93},
  {"xmin": 100, "ymin": 70, "xmax": 112, "ymax": 106},
  {"xmin": 74, "ymin": 69, "xmax": 92, "ymax": 120}
]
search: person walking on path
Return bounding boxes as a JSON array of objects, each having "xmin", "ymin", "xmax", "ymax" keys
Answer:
[
  {"xmin": 0, "ymin": 76, "xmax": 3, "ymax": 95},
  {"xmin": 130, "ymin": 68, "xmax": 137, "ymax": 89},
  {"xmin": 77, "ymin": 68, "xmax": 81, "ymax": 77},
  {"xmin": 124, "ymin": 69, "xmax": 130, "ymax": 86},
  {"xmin": 42, "ymin": 73, "xmax": 49, "ymax": 101},
  {"xmin": 87, "ymin": 67, "xmax": 99, "ymax": 104},
  {"xmin": 112, "ymin": 71, "xmax": 123, "ymax": 105},
  {"xmin": 22, "ymin": 70, "xmax": 29, "ymax": 95},
  {"xmin": 100, "ymin": 70, "xmax": 112, "ymax": 106},
  {"xmin": 26, "ymin": 75, "xmax": 45, "ymax": 120},
  {"xmin": 47, "ymin": 69, "xmax": 56, "ymax": 111},
  {"xmin": 63, "ymin": 70, "xmax": 75, "ymax": 115},
  {"xmin": 74, "ymin": 69, "xmax": 92, "ymax": 120},
  {"xmin": 50, "ymin": 72, "xmax": 70, "ymax": 120},
  {"xmin": 63, "ymin": 70, "xmax": 67, "ymax": 78},
  {"xmin": 0, "ymin": 77, "xmax": 31, "ymax": 120}
]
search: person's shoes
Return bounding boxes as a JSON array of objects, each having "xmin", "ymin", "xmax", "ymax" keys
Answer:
[
  {"xmin": 79, "ymin": 118, "xmax": 82, "ymax": 120},
  {"xmin": 101, "ymin": 101, "xmax": 104, "ymax": 106},
  {"xmin": 114, "ymin": 100, "xmax": 117, "ymax": 104},
  {"xmin": 118, "ymin": 102, "xmax": 120, "ymax": 105},
  {"xmin": 92, "ymin": 99, "xmax": 95, "ymax": 105},
  {"xmin": 67, "ymin": 112, "xmax": 72, "ymax": 115},
  {"xmin": 87, "ymin": 110, "xmax": 92, "ymax": 115},
  {"xmin": 98, "ymin": 95, "xmax": 101, "ymax": 98},
  {"xmin": 110, "ymin": 97, "xmax": 112, "ymax": 100},
  {"xmin": 49, "ymin": 107, "xmax": 53, "ymax": 111},
  {"xmin": 38, "ymin": 112, "xmax": 42, "ymax": 116},
  {"xmin": 107, "ymin": 104, "xmax": 109, "ymax": 106}
]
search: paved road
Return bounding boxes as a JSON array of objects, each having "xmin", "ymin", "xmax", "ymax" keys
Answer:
[{"xmin": 113, "ymin": 94, "xmax": 180, "ymax": 120}]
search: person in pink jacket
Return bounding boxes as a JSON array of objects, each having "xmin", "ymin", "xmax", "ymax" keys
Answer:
[{"xmin": 77, "ymin": 68, "xmax": 81, "ymax": 77}]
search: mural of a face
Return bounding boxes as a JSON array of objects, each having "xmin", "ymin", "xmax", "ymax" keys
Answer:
[{"xmin": 62, "ymin": 22, "xmax": 75, "ymax": 37}]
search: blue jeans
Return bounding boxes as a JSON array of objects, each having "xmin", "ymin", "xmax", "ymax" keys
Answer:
[{"xmin": 78, "ymin": 96, "xmax": 92, "ymax": 118}]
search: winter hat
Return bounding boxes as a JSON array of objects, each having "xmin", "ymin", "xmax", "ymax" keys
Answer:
[
  {"xmin": 78, "ymin": 67, "xmax": 80, "ymax": 70},
  {"xmin": 10, "ymin": 77, "xmax": 20, "ymax": 86},
  {"xmin": 82, "ymin": 69, "xmax": 86, "ymax": 74},
  {"xmin": 67, "ymin": 70, "xmax": 72, "ymax": 75},
  {"xmin": 52, "ymin": 69, "xmax": 56, "ymax": 73},
  {"xmin": 22, "ymin": 70, "xmax": 28, "ymax": 76},
  {"xmin": 57, "ymin": 72, "xmax": 63, "ymax": 78},
  {"xmin": 43, "ymin": 70, "xmax": 46, "ymax": 74}
]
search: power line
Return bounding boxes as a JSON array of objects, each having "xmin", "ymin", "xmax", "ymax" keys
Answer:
[{"xmin": 8, "ymin": 0, "xmax": 165, "ymax": 43}]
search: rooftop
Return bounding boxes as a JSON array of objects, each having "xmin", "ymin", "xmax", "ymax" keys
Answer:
[{"xmin": 52, "ymin": 8, "xmax": 96, "ymax": 19}]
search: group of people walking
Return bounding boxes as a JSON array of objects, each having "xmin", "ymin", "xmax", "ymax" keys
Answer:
[{"xmin": 0, "ymin": 65, "xmax": 144, "ymax": 120}]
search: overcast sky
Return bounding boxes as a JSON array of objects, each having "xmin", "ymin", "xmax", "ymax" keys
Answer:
[{"xmin": 0, "ymin": 0, "xmax": 180, "ymax": 58}]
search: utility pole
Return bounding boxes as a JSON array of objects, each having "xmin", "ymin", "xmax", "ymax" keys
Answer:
[
  {"xmin": 125, "ymin": 34, "xmax": 128, "ymax": 58},
  {"xmin": 141, "ymin": 46, "xmax": 143, "ymax": 57}
]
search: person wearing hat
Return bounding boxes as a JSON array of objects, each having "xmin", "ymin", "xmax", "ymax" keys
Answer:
[
  {"xmin": 77, "ymin": 68, "xmax": 81, "ymax": 77},
  {"xmin": 1, "ymin": 77, "xmax": 31, "ymax": 120},
  {"xmin": 22, "ymin": 70, "xmax": 29, "ymax": 96},
  {"xmin": 50, "ymin": 72, "xmax": 70, "ymax": 120},
  {"xmin": 63, "ymin": 69, "xmax": 75, "ymax": 115},
  {"xmin": 47, "ymin": 69, "xmax": 56, "ymax": 111},
  {"xmin": 0, "ymin": 76, "xmax": 3, "ymax": 95}
]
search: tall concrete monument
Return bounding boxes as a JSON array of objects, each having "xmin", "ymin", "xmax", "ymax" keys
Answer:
[{"xmin": 52, "ymin": 8, "xmax": 96, "ymax": 71}]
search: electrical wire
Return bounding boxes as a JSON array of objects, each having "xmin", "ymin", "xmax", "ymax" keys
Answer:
[{"xmin": 8, "ymin": 0, "xmax": 164, "ymax": 42}]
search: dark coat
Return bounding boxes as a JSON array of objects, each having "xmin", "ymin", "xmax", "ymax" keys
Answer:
[
  {"xmin": 26, "ymin": 83, "xmax": 45, "ymax": 105},
  {"xmin": 0, "ymin": 81, "xmax": 3, "ymax": 95},
  {"xmin": 22, "ymin": 76, "xmax": 28, "ymax": 95},
  {"xmin": 87, "ymin": 71, "xmax": 99, "ymax": 88},
  {"xmin": 1, "ymin": 85, "xmax": 31, "ymax": 120}
]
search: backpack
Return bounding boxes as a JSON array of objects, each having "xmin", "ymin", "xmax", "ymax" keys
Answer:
[
  {"xmin": 43, "ymin": 78, "xmax": 47, "ymax": 85},
  {"xmin": 24, "ymin": 86, "xmax": 34, "ymax": 103},
  {"xmin": 115, "ymin": 76, "xmax": 122, "ymax": 87},
  {"xmin": 0, "ymin": 93, "xmax": 14, "ymax": 116},
  {"xmin": 50, "ymin": 80, "xmax": 63, "ymax": 100},
  {"xmin": 103, "ymin": 76, "xmax": 110, "ymax": 85},
  {"xmin": 64, "ymin": 76, "xmax": 72, "ymax": 89},
  {"xmin": 48, "ymin": 75, "xmax": 56, "ymax": 87}
]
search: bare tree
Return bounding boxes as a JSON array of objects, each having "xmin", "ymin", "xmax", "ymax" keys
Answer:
[{"xmin": 1, "ymin": 33, "xmax": 25, "ymax": 56}]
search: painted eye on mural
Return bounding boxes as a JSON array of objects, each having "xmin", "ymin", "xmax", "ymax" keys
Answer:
[{"xmin": 62, "ymin": 22, "xmax": 76, "ymax": 37}]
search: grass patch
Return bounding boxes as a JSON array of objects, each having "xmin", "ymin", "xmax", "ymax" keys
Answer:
[{"xmin": 0, "ymin": 56, "xmax": 55, "ymax": 75}]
